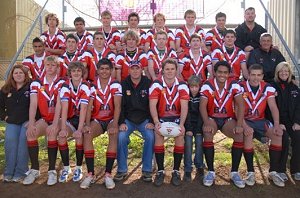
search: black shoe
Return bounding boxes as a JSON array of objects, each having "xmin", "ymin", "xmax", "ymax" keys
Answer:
[
  {"xmin": 171, "ymin": 170, "xmax": 182, "ymax": 186},
  {"xmin": 154, "ymin": 171, "xmax": 165, "ymax": 186},
  {"xmin": 196, "ymin": 168, "xmax": 204, "ymax": 178},
  {"xmin": 142, "ymin": 172, "xmax": 152, "ymax": 182},
  {"xmin": 184, "ymin": 172, "xmax": 192, "ymax": 182},
  {"xmin": 113, "ymin": 172, "xmax": 127, "ymax": 182}
]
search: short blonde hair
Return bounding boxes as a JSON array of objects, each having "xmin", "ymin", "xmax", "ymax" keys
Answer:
[
  {"xmin": 153, "ymin": 13, "xmax": 166, "ymax": 22},
  {"xmin": 101, "ymin": 10, "xmax": 112, "ymax": 18},
  {"xmin": 123, "ymin": 30, "xmax": 140, "ymax": 45},
  {"xmin": 154, "ymin": 30, "xmax": 168, "ymax": 40},
  {"xmin": 184, "ymin": 9, "xmax": 196, "ymax": 19},
  {"xmin": 45, "ymin": 13, "xmax": 59, "ymax": 26},
  {"xmin": 45, "ymin": 55, "xmax": 59, "ymax": 66},
  {"xmin": 274, "ymin": 61, "xmax": 293, "ymax": 83}
]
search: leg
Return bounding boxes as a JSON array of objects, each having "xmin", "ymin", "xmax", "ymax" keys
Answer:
[
  {"xmin": 194, "ymin": 133, "xmax": 204, "ymax": 169},
  {"xmin": 266, "ymin": 127, "xmax": 282, "ymax": 172},
  {"xmin": 46, "ymin": 121, "xmax": 61, "ymax": 172},
  {"xmin": 184, "ymin": 135, "xmax": 193, "ymax": 173},
  {"xmin": 106, "ymin": 122, "xmax": 119, "ymax": 175},
  {"xmin": 14, "ymin": 123, "xmax": 29, "ymax": 179},
  {"xmin": 137, "ymin": 119, "xmax": 155, "ymax": 173},
  {"xmin": 289, "ymin": 129, "xmax": 300, "ymax": 174},
  {"xmin": 203, "ymin": 119, "xmax": 217, "ymax": 172},
  {"xmin": 4, "ymin": 124, "xmax": 21, "ymax": 179}
]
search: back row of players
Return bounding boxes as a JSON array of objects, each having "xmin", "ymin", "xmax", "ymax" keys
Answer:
[{"xmin": 16, "ymin": 8, "xmax": 300, "ymax": 189}]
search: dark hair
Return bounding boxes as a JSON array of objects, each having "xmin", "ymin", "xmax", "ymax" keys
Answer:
[
  {"xmin": 162, "ymin": 58, "xmax": 178, "ymax": 70},
  {"xmin": 67, "ymin": 61, "xmax": 86, "ymax": 77},
  {"xmin": 214, "ymin": 61, "xmax": 231, "ymax": 73},
  {"xmin": 189, "ymin": 33, "xmax": 202, "ymax": 42},
  {"xmin": 128, "ymin": 12, "xmax": 139, "ymax": 22},
  {"xmin": 97, "ymin": 58, "xmax": 113, "ymax": 70},
  {"xmin": 248, "ymin": 63, "xmax": 263, "ymax": 73},
  {"xmin": 1, "ymin": 65, "xmax": 31, "ymax": 94},
  {"xmin": 224, "ymin": 29, "xmax": 236, "ymax": 37},
  {"xmin": 66, "ymin": 33, "xmax": 79, "ymax": 43},
  {"xmin": 74, "ymin": 17, "xmax": 85, "ymax": 26},
  {"xmin": 215, "ymin": 12, "xmax": 226, "ymax": 21},
  {"xmin": 245, "ymin": 7, "xmax": 255, "ymax": 13},
  {"xmin": 93, "ymin": 31, "xmax": 105, "ymax": 39},
  {"xmin": 32, "ymin": 37, "xmax": 44, "ymax": 44}
]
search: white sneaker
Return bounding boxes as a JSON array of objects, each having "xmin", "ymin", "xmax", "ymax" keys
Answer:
[
  {"xmin": 245, "ymin": 172, "xmax": 255, "ymax": 186},
  {"xmin": 23, "ymin": 169, "xmax": 40, "ymax": 185},
  {"xmin": 230, "ymin": 172, "xmax": 245, "ymax": 188},
  {"xmin": 73, "ymin": 168, "xmax": 83, "ymax": 182},
  {"xmin": 269, "ymin": 171, "xmax": 285, "ymax": 187},
  {"xmin": 47, "ymin": 170, "xmax": 57, "ymax": 186},
  {"xmin": 105, "ymin": 173, "xmax": 115, "ymax": 190},
  {"xmin": 203, "ymin": 171, "xmax": 215, "ymax": 187},
  {"xmin": 59, "ymin": 167, "xmax": 72, "ymax": 183},
  {"xmin": 278, "ymin": 173, "xmax": 288, "ymax": 182},
  {"xmin": 80, "ymin": 173, "xmax": 95, "ymax": 189},
  {"xmin": 294, "ymin": 172, "xmax": 300, "ymax": 181}
]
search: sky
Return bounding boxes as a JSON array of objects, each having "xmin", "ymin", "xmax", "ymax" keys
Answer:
[{"xmin": 34, "ymin": 0, "xmax": 269, "ymax": 28}]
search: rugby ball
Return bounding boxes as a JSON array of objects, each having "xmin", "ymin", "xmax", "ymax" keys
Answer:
[{"xmin": 159, "ymin": 122, "xmax": 181, "ymax": 137}]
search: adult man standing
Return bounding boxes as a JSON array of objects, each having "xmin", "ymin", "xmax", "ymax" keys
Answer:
[
  {"xmin": 247, "ymin": 33, "xmax": 285, "ymax": 83},
  {"xmin": 235, "ymin": 7, "xmax": 267, "ymax": 59},
  {"xmin": 114, "ymin": 61, "xmax": 154, "ymax": 182},
  {"xmin": 73, "ymin": 17, "xmax": 93, "ymax": 53}
]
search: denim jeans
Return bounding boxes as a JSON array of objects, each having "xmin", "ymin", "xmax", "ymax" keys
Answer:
[
  {"xmin": 4, "ymin": 122, "xmax": 29, "ymax": 178},
  {"xmin": 117, "ymin": 119, "xmax": 154, "ymax": 173},
  {"xmin": 184, "ymin": 134, "xmax": 204, "ymax": 172}
]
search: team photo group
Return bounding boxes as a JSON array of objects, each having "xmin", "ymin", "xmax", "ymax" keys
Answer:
[{"xmin": 1, "ymin": 6, "xmax": 300, "ymax": 191}]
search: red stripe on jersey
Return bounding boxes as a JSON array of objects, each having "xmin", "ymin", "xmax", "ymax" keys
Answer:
[
  {"xmin": 76, "ymin": 30, "xmax": 93, "ymax": 53},
  {"xmin": 40, "ymin": 28, "xmax": 66, "ymax": 53},
  {"xmin": 99, "ymin": 26, "xmax": 121, "ymax": 47},
  {"xmin": 146, "ymin": 27, "xmax": 175, "ymax": 49},
  {"xmin": 175, "ymin": 25, "xmax": 205, "ymax": 50},
  {"xmin": 58, "ymin": 51, "xmax": 82, "ymax": 77}
]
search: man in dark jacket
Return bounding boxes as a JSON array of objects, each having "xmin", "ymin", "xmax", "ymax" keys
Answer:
[
  {"xmin": 114, "ymin": 61, "xmax": 155, "ymax": 182},
  {"xmin": 235, "ymin": 7, "xmax": 267, "ymax": 59},
  {"xmin": 247, "ymin": 33, "xmax": 285, "ymax": 83}
]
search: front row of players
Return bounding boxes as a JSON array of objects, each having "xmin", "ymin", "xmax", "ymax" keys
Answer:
[{"xmin": 23, "ymin": 56, "xmax": 285, "ymax": 189}]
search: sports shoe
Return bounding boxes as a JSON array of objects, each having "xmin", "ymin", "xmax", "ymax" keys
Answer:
[
  {"xmin": 73, "ymin": 168, "xmax": 83, "ymax": 182},
  {"xmin": 196, "ymin": 168, "xmax": 204, "ymax": 177},
  {"xmin": 184, "ymin": 172, "xmax": 192, "ymax": 182},
  {"xmin": 59, "ymin": 168, "xmax": 71, "ymax": 183},
  {"xmin": 3, "ymin": 175, "xmax": 13, "ymax": 183},
  {"xmin": 113, "ymin": 172, "xmax": 127, "ymax": 182},
  {"xmin": 245, "ymin": 172, "xmax": 255, "ymax": 186},
  {"xmin": 294, "ymin": 172, "xmax": 300, "ymax": 181},
  {"xmin": 230, "ymin": 172, "xmax": 245, "ymax": 188},
  {"xmin": 154, "ymin": 170, "xmax": 165, "ymax": 187},
  {"xmin": 23, "ymin": 169, "xmax": 40, "ymax": 185},
  {"xmin": 278, "ymin": 172, "xmax": 288, "ymax": 182},
  {"xmin": 171, "ymin": 170, "xmax": 182, "ymax": 186},
  {"xmin": 12, "ymin": 176, "xmax": 24, "ymax": 183},
  {"xmin": 80, "ymin": 173, "xmax": 95, "ymax": 189},
  {"xmin": 142, "ymin": 172, "xmax": 152, "ymax": 182},
  {"xmin": 203, "ymin": 171, "xmax": 215, "ymax": 187},
  {"xmin": 104, "ymin": 173, "xmax": 115, "ymax": 190},
  {"xmin": 47, "ymin": 170, "xmax": 57, "ymax": 186},
  {"xmin": 269, "ymin": 171, "xmax": 285, "ymax": 187}
]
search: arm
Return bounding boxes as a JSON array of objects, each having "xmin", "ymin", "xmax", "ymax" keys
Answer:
[
  {"xmin": 234, "ymin": 94, "xmax": 244, "ymax": 127},
  {"xmin": 83, "ymin": 99, "xmax": 93, "ymax": 133},
  {"xmin": 241, "ymin": 62, "xmax": 249, "ymax": 80},
  {"xmin": 0, "ymin": 91, "xmax": 7, "ymax": 121},
  {"xmin": 116, "ymin": 69, "xmax": 121, "ymax": 82},
  {"xmin": 149, "ymin": 98, "xmax": 160, "ymax": 130},
  {"xmin": 179, "ymin": 99, "xmax": 189, "ymax": 134},
  {"xmin": 148, "ymin": 59, "xmax": 157, "ymax": 81},
  {"xmin": 45, "ymin": 47, "xmax": 65, "ymax": 56},
  {"xmin": 108, "ymin": 95, "xmax": 122, "ymax": 134},
  {"xmin": 267, "ymin": 96, "xmax": 283, "ymax": 135}
]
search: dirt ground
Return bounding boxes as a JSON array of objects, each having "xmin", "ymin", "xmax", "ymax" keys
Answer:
[{"xmin": 1, "ymin": 134, "xmax": 300, "ymax": 198}]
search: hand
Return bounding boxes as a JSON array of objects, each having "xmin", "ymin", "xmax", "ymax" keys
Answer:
[
  {"xmin": 203, "ymin": 123, "xmax": 214, "ymax": 133},
  {"xmin": 154, "ymin": 122, "xmax": 162, "ymax": 135},
  {"xmin": 273, "ymin": 125, "xmax": 283, "ymax": 136},
  {"xmin": 179, "ymin": 124, "xmax": 185, "ymax": 136},
  {"xmin": 243, "ymin": 124, "xmax": 254, "ymax": 136},
  {"xmin": 47, "ymin": 123, "xmax": 59, "ymax": 136},
  {"xmin": 279, "ymin": 124, "xmax": 286, "ymax": 131},
  {"xmin": 26, "ymin": 124, "xmax": 36, "ymax": 138},
  {"xmin": 234, "ymin": 126, "xmax": 244, "ymax": 134},
  {"xmin": 292, "ymin": 123, "xmax": 300, "ymax": 131},
  {"xmin": 108, "ymin": 123, "xmax": 119, "ymax": 135},
  {"xmin": 244, "ymin": 45, "xmax": 254, "ymax": 52},
  {"xmin": 83, "ymin": 125, "xmax": 91, "ymax": 134},
  {"xmin": 186, "ymin": 131, "xmax": 193, "ymax": 136},
  {"xmin": 59, "ymin": 129, "xmax": 68, "ymax": 138},
  {"xmin": 73, "ymin": 130, "xmax": 82, "ymax": 139},
  {"xmin": 119, "ymin": 123, "xmax": 128, "ymax": 131},
  {"xmin": 176, "ymin": 47, "xmax": 183, "ymax": 54},
  {"xmin": 145, "ymin": 123, "xmax": 154, "ymax": 130}
]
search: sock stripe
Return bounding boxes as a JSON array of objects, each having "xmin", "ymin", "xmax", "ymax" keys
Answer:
[
  {"xmin": 233, "ymin": 142, "xmax": 244, "ymax": 149},
  {"xmin": 203, "ymin": 141, "xmax": 214, "ymax": 148},
  {"xmin": 270, "ymin": 144, "xmax": 282, "ymax": 151},
  {"xmin": 244, "ymin": 148, "xmax": 254, "ymax": 153},
  {"xmin": 27, "ymin": 140, "xmax": 38, "ymax": 147},
  {"xmin": 106, "ymin": 152, "xmax": 116, "ymax": 158},
  {"xmin": 59, "ymin": 143, "xmax": 69, "ymax": 151},
  {"xmin": 174, "ymin": 146, "xmax": 184, "ymax": 154},
  {"xmin": 48, "ymin": 140, "xmax": 58, "ymax": 148},
  {"xmin": 85, "ymin": 150, "xmax": 95, "ymax": 158},
  {"xmin": 154, "ymin": 145, "xmax": 165, "ymax": 153},
  {"xmin": 76, "ymin": 144, "xmax": 83, "ymax": 150}
]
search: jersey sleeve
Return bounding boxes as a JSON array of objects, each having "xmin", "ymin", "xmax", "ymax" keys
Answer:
[{"xmin": 149, "ymin": 81, "xmax": 162, "ymax": 99}]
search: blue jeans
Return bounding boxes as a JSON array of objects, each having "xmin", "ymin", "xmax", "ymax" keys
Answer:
[
  {"xmin": 4, "ymin": 123, "xmax": 29, "ymax": 178},
  {"xmin": 117, "ymin": 119, "xmax": 154, "ymax": 173},
  {"xmin": 184, "ymin": 134, "xmax": 204, "ymax": 172}
]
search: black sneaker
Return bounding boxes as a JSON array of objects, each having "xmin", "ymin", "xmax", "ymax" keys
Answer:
[
  {"xmin": 171, "ymin": 170, "xmax": 182, "ymax": 186},
  {"xmin": 196, "ymin": 168, "xmax": 204, "ymax": 178},
  {"xmin": 154, "ymin": 171, "xmax": 165, "ymax": 186},
  {"xmin": 142, "ymin": 172, "xmax": 152, "ymax": 182},
  {"xmin": 113, "ymin": 172, "xmax": 127, "ymax": 182},
  {"xmin": 184, "ymin": 172, "xmax": 192, "ymax": 182}
]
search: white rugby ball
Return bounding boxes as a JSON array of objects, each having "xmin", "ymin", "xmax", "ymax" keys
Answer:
[{"xmin": 159, "ymin": 122, "xmax": 181, "ymax": 137}]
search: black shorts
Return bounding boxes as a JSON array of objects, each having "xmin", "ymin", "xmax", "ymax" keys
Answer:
[
  {"xmin": 159, "ymin": 116, "xmax": 180, "ymax": 124},
  {"xmin": 245, "ymin": 119, "xmax": 273, "ymax": 143},
  {"xmin": 67, "ymin": 116, "xmax": 80, "ymax": 132},
  {"xmin": 210, "ymin": 117, "xmax": 232, "ymax": 130},
  {"xmin": 94, "ymin": 119, "xmax": 113, "ymax": 132}
]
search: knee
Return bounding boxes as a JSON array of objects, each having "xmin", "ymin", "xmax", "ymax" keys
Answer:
[
  {"xmin": 234, "ymin": 133, "xmax": 244, "ymax": 142},
  {"xmin": 144, "ymin": 131, "xmax": 154, "ymax": 143},
  {"xmin": 203, "ymin": 131, "xmax": 214, "ymax": 140}
]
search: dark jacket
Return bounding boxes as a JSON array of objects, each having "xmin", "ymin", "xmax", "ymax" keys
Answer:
[
  {"xmin": 119, "ymin": 75, "xmax": 153, "ymax": 125},
  {"xmin": 185, "ymin": 92, "xmax": 203, "ymax": 135},
  {"xmin": 0, "ymin": 83, "xmax": 30, "ymax": 124},
  {"xmin": 247, "ymin": 48, "xmax": 285, "ymax": 83},
  {"xmin": 235, "ymin": 22, "xmax": 267, "ymax": 50},
  {"xmin": 269, "ymin": 81, "xmax": 300, "ymax": 125}
]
